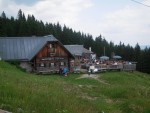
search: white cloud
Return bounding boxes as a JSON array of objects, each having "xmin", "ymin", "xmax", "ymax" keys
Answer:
[
  {"xmin": 0, "ymin": 0, "xmax": 27, "ymax": 18},
  {"xmin": 25, "ymin": 0, "xmax": 92, "ymax": 25},
  {"xmin": 0, "ymin": 0, "xmax": 93, "ymax": 25},
  {"xmin": 95, "ymin": 1, "xmax": 150, "ymax": 46}
]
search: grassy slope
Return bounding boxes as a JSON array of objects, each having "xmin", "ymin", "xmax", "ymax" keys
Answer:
[{"xmin": 0, "ymin": 61, "xmax": 150, "ymax": 113}]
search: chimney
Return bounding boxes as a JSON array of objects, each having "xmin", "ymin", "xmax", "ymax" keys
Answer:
[{"xmin": 89, "ymin": 47, "xmax": 91, "ymax": 51}]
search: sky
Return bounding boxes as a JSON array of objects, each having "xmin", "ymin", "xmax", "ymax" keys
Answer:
[{"xmin": 0, "ymin": 0, "xmax": 150, "ymax": 47}]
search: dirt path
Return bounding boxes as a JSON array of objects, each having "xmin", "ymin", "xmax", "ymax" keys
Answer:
[
  {"xmin": 77, "ymin": 74, "xmax": 110, "ymax": 85},
  {"xmin": 0, "ymin": 109, "xmax": 12, "ymax": 113}
]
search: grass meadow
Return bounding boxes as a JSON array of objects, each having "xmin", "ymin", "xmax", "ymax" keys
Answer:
[{"xmin": 0, "ymin": 61, "xmax": 150, "ymax": 113}]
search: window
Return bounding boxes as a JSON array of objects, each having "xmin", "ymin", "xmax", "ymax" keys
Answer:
[
  {"xmin": 50, "ymin": 62, "xmax": 55, "ymax": 67},
  {"xmin": 64, "ymin": 62, "xmax": 68, "ymax": 66},
  {"xmin": 40, "ymin": 63, "xmax": 44, "ymax": 67},
  {"xmin": 60, "ymin": 62, "xmax": 64, "ymax": 66},
  {"xmin": 55, "ymin": 62, "xmax": 59, "ymax": 67},
  {"xmin": 49, "ymin": 44, "xmax": 55, "ymax": 48},
  {"xmin": 46, "ymin": 63, "xmax": 49, "ymax": 67},
  {"xmin": 49, "ymin": 44, "xmax": 52, "ymax": 48},
  {"xmin": 48, "ymin": 43, "xmax": 56, "ymax": 55}
]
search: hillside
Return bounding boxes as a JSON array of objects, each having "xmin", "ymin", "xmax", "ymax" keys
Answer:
[{"xmin": 0, "ymin": 61, "xmax": 150, "ymax": 113}]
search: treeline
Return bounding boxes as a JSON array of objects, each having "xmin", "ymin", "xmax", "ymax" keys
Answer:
[{"xmin": 0, "ymin": 9, "xmax": 150, "ymax": 73}]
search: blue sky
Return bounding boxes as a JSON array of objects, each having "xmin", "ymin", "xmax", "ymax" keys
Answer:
[{"xmin": 0, "ymin": 0, "xmax": 150, "ymax": 47}]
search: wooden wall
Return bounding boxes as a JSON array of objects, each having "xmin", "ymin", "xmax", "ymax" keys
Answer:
[{"xmin": 33, "ymin": 42, "xmax": 71, "ymax": 73}]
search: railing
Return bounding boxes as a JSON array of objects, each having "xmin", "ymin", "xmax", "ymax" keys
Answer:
[
  {"xmin": 99, "ymin": 64, "xmax": 107, "ymax": 69},
  {"xmin": 80, "ymin": 63, "xmax": 136, "ymax": 73},
  {"xmin": 108, "ymin": 64, "xmax": 123, "ymax": 70},
  {"xmin": 123, "ymin": 64, "xmax": 136, "ymax": 71},
  {"xmin": 36, "ymin": 67, "xmax": 60, "ymax": 74},
  {"xmin": 36, "ymin": 63, "xmax": 136, "ymax": 74}
]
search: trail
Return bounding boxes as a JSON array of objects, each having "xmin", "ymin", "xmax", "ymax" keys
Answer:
[
  {"xmin": 77, "ymin": 74, "xmax": 110, "ymax": 85},
  {"xmin": 0, "ymin": 109, "xmax": 11, "ymax": 113}
]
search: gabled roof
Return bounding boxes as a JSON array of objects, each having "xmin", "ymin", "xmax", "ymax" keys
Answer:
[
  {"xmin": 64, "ymin": 45, "xmax": 94, "ymax": 56},
  {"xmin": 64, "ymin": 45, "xmax": 83, "ymax": 56},
  {"xmin": 0, "ymin": 35, "xmax": 74, "ymax": 61}
]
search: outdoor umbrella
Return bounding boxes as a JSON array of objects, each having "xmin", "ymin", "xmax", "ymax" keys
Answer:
[
  {"xmin": 112, "ymin": 55, "xmax": 122, "ymax": 59},
  {"xmin": 100, "ymin": 56, "xmax": 109, "ymax": 60}
]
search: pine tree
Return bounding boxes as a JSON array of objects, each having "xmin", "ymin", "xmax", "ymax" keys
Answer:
[
  {"xmin": 0, "ymin": 11, "xmax": 7, "ymax": 36},
  {"xmin": 1, "ymin": 11, "xmax": 6, "ymax": 19}
]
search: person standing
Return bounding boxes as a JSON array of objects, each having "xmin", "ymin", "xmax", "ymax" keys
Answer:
[
  {"xmin": 88, "ymin": 68, "xmax": 91, "ymax": 76},
  {"xmin": 89, "ymin": 65, "xmax": 94, "ymax": 74}
]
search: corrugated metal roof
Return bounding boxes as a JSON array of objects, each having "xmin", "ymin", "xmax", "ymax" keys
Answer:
[
  {"xmin": 64, "ymin": 45, "xmax": 84, "ymax": 56},
  {"xmin": 0, "ymin": 35, "xmax": 59, "ymax": 61},
  {"xmin": 64, "ymin": 45, "xmax": 94, "ymax": 56}
]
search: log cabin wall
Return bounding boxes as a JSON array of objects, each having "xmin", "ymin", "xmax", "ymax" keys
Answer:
[{"xmin": 34, "ymin": 41, "xmax": 70, "ymax": 73}]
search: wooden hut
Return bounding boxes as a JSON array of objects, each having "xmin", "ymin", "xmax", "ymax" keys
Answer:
[{"xmin": 0, "ymin": 35, "xmax": 74, "ymax": 73}]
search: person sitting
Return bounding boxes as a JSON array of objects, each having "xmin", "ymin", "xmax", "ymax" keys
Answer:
[
  {"xmin": 114, "ymin": 62, "xmax": 118, "ymax": 65},
  {"xmin": 63, "ymin": 67, "xmax": 68, "ymax": 76}
]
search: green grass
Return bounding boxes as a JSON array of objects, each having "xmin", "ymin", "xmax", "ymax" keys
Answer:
[{"xmin": 0, "ymin": 61, "xmax": 150, "ymax": 113}]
